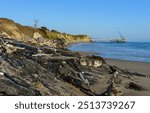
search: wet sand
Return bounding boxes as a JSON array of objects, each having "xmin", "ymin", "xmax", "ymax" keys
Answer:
[
  {"xmin": 105, "ymin": 58, "xmax": 150, "ymax": 76},
  {"xmin": 104, "ymin": 58, "xmax": 150, "ymax": 96}
]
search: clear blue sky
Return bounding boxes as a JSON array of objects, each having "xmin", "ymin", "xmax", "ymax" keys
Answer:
[{"xmin": 0, "ymin": 0, "xmax": 150, "ymax": 42}]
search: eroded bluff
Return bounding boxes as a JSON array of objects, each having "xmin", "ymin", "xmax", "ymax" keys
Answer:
[{"xmin": 0, "ymin": 37, "xmax": 147, "ymax": 96}]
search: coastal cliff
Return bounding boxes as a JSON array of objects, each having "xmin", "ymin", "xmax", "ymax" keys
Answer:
[
  {"xmin": 0, "ymin": 18, "xmax": 150, "ymax": 96},
  {"xmin": 0, "ymin": 18, "xmax": 91, "ymax": 48}
]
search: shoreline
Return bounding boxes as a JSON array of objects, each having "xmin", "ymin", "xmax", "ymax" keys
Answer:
[
  {"xmin": 68, "ymin": 42, "xmax": 150, "ymax": 65},
  {"xmin": 72, "ymin": 50, "xmax": 150, "ymax": 76},
  {"xmin": 105, "ymin": 58, "xmax": 150, "ymax": 76}
]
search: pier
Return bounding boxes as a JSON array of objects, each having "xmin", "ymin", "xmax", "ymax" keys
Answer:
[
  {"xmin": 92, "ymin": 32, "xmax": 126, "ymax": 43},
  {"xmin": 92, "ymin": 38, "xmax": 126, "ymax": 43}
]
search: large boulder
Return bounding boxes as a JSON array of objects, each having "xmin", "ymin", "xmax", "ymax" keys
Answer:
[{"xmin": 33, "ymin": 32, "xmax": 42, "ymax": 39}]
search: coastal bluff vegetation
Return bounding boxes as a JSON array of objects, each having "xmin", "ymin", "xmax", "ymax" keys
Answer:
[
  {"xmin": 0, "ymin": 18, "xmax": 91, "ymax": 48},
  {"xmin": 0, "ymin": 18, "xmax": 150, "ymax": 96}
]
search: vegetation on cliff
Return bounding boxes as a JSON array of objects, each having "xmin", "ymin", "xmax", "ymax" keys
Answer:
[{"xmin": 0, "ymin": 18, "xmax": 91, "ymax": 47}]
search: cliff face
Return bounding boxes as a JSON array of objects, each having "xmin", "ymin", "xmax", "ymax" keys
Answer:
[{"xmin": 0, "ymin": 18, "xmax": 91, "ymax": 48}]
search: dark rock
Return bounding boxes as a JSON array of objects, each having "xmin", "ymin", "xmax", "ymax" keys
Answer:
[
  {"xmin": 128, "ymin": 82, "xmax": 147, "ymax": 91},
  {"xmin": 0, "ymin": 36, "xmax": 148, "ymax": 96}
]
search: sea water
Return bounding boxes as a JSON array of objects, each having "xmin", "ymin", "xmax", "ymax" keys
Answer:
[{"xmin": 68, "ymin": 42, "xmax": 150, "ymax": 62}]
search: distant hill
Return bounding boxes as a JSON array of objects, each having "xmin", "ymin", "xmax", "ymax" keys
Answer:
[{"xmin": 0, "ymin": 18, "xmax": 91, "ymax": 48}]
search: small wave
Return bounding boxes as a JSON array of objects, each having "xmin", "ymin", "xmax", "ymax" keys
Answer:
[{"xmin": 69, "ymin": 42, "xmax": 150, "ymax": 62}]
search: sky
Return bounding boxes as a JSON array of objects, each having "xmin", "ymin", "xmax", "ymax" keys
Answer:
[{"xmin": 0, "ymin": 0, "xmax": 150, "ymax": 42}]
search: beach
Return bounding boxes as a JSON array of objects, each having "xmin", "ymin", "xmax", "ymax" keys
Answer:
[
  {"xmin": 105, "ymin": 58, "xmax": 150, "ymax": 96},
  {"xmin": 105, "ymin": 58, "xmax": 150, "ymax": 76}
]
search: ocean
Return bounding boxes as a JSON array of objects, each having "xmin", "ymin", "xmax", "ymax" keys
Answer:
[{"xmin": 68, "ymin": 42, "xmax": 150, "ymax": 62}]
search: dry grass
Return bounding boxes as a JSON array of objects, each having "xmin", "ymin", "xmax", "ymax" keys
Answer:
[{"xmin": 0, "ymin": 18, "xmax": 91, "ymax": 42}]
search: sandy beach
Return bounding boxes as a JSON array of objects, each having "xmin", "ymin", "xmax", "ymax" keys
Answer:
[
  {"xmin": 105, "ymin": 58, "xmax": 150, "ymax": 76},
  {"xmin": 103, "ymin": 58, "xmax": 150, "ymax": 96}
]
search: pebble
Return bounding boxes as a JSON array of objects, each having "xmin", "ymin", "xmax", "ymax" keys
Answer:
[{"xmin": 0, "ymin": 72, "xmax": 4, "ymax": 76}]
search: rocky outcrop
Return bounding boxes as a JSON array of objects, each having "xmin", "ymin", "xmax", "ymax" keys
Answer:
[
  {"xmin": 0, "ymin": 37, "xmax": 149, "ymax": 96},
  {"xmin": 0, "ymin": 18, "xmax": 91, "ymax": 48},
  {"xmin": 80, "ymin": 56, "xmax": 105, "ymax": 68}
]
